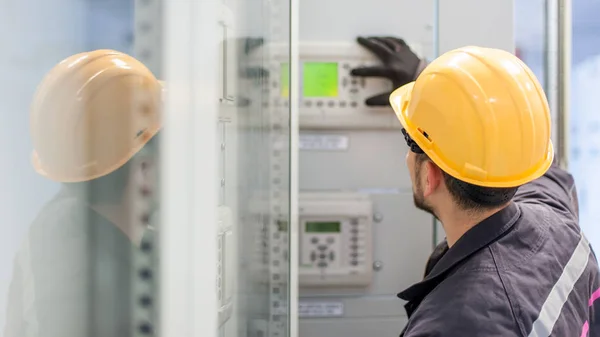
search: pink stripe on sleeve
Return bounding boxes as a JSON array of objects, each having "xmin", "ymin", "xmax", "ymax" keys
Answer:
[
  {"xmin": 589, "ymin": 288, "xmax": 600, "ymax": 306},
  {"xmin": 581, "ymin": 321, "xmax": 590, "ymax": 337}
]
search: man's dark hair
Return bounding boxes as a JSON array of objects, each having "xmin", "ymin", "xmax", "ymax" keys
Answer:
[{"xmin": 415, "ymin": 153, "xmax": 518, "ymax": 212}]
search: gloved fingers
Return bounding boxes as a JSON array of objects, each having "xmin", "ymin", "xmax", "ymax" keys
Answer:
[
  {"xmin": 382, "ymin": 37, "xmax": 408, "ymax": 51},
  {"xmin": 350, "ymin": 66, "xmax": 391, "ymax": 78},
  {"xmin": 241, "ymin": 67, "xmax": 269, "ymax": 79},
  {"xmin": 365, "ymin": 92, "xmax": 392, "ymax": 106},
  {"xmin": 357, "ymin": 36, "xmax": 393, "ymax": 60},
  {"xmin": 243, "ymin": 37, "xmax": 265, "ymax": 55},
  {"xmin": 372, "ymin": 37, "xmax": 402, "ymax": 53}
]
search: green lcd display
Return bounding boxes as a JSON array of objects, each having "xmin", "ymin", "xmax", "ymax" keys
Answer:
[
  {"xmin": 280, "ymin": 62, "xmax": 290, "ymax": 98},
  {"xmin": 305, "ymin": 221, "xmax": 341, "ymax": 233},
  {"xmin": 302, "ymin": 62, "xmax": 339, "ymax": 97}
]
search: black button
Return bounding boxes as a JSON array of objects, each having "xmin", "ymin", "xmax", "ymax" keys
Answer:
[
  {"xmin": 351, "ymin": 218, "xmax": 359, "ymax": 225},
  {"xmin": 351, "ymin": 229, "xmax": 358, "ymax": 234},
  {"xmin": 139, "ymin": 268, "xmax": 153, "ymax": 280},
  {"xmin": 328, "ymin": 101, "xmax": 335, "ymax": 107},
  {"xmin": 351, "ymin": 79, "xmax": 357, "ymax": 85},
  {"xmin": 319, "ymin": 253, "xmax": 327, "ymax": 259},
  {"xmin": 351, "ymin": 102, "xmax": 358, "ymax": 108},
  {"xmin": 351, "ymin": 261, "xmax": 358, "ymax": 266},
  {"xmin": 351, "ymin": 237, "xmax": 358, "ymax": 243},
  {"xmin": 318, "ymin": 261, "xmax": 328, "ymax": 268},
  {"xmin": 316, "ymin": 101, "xmax": 324, "ymax": 107},
  {"xmin": 139, "ymin": 295, "xmax": 153, "ymax": 307},
  {"xmin": 350, "ymin": 88, "xmax": 359, "ymax": 94},
  {"xmin": 311, "ymin": 252, "xmax": 317, "ymax": 261},
  {"xmin": 305, "ymin": 101, "xmax": 312, "ymax": 107},
  {"xmin": 138, "ymin": 322, "xmax": 153, "ymax": 335},
  {"xmin": 141, "ymin": 241, "xmax": 153, "ymax": 252},
  {"xmin": 351, "ymin": 253, "xmax": 358, "ymax": 258},
  {"xmin": 329, "ymin": 252, "xmax": 335, "ymax": 261},
  {"xmin": 311, "ymin": 237, "xmax": 319, "ymax": 244},
  {"xmin": 327, "ymin": 237, "xmax": 334, "ymax": 244},
  {"xmin": 318, "ymin": 245, "xmax": 328, "ymax": 251},
  {"xmin": 351, "ymin": 244, "xmax": 358, "ymax": 250}
]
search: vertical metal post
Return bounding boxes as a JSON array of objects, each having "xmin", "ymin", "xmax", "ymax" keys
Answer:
[
  {"xmin": 544, "ymin": 0, "xmax": 571, "ymax": 169},
  {"xmin": 160, "ymin": 0, "xmax": 220, "ymax": 336}
]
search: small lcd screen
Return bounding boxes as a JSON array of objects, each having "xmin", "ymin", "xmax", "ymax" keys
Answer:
[
  {"xmin": 302, "ymin": 62, "xmax": 339, "ymax": 97},
  {"xmin": 305, "ymin": 221, "xmax": 341, "ymax": 233},
  {"xmin": 280, "ymin": 62, "xmax": 290, "ymax": 98}
]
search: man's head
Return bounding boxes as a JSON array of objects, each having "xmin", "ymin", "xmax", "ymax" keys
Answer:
[
  {"xmin": 407, "ymin": 143, "xmax": 518, "ymax": 218},
  {"xmin": 389, "ymin": 46, "xmax": 553, "ymax": 221},
  {"xmin": 29, "ymin": 49, "xmax": 163, "ymax": 205}
]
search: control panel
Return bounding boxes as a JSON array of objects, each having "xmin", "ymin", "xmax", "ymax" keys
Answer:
[
  {"xmin": 299, "ymin": 192, "xmax": 373, "ymax": 287},
  {"xmin": 217, "ymin": 206, "xmax": 235, "ymax": 326},
  {"xmin": 249, "ymin": 42, "xmax": 423, "ymax": 129}
]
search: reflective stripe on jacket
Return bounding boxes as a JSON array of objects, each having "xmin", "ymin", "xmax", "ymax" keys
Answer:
[{"xmin": 399, "ymin": 162, "xmax": 600, "ymax": 337}]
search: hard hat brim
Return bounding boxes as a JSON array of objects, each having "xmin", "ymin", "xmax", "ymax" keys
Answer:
[{"xmin": 389, "ymin": 82, "xmax": 555, "ymax": 188}]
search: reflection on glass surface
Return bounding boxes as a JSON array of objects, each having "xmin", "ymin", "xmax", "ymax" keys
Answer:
[
  {"xmin": 4, "ymin": 50, "xmax": 161, "ymax": 337},
  {"xmin": 1, "ymin": 2, "xmax": 160, "ymax": 336},
  {"xmin": 219, "ymin": 0, "xmax": 291, "ymax": 337}
]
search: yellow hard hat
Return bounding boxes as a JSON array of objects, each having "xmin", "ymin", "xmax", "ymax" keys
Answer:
[
  {"xmin": 390, "ymin": 46, "xmax": 553, "ymax": 188},
  {"xmin": 30, "ymin": 50, "xmax": 162, "ymax": 183}
]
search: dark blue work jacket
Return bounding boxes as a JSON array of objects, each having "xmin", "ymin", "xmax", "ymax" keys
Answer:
[{"xmin": 399, "ymin": 163, "xmax": 600, "ymax": 337}]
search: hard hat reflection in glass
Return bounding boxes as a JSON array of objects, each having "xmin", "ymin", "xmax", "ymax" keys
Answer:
[{"xmin": 30, "ymin": 50, "xmax": 163, "ymax": 183}]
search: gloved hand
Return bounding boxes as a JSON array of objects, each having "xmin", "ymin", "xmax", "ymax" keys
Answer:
[
  {"xmin": 351, "ymin": 36, "xmax": 425, "ymax": 106},
  {"xmin": 236, "ymin": 37, "xmax": 269, "ymax": 107}
]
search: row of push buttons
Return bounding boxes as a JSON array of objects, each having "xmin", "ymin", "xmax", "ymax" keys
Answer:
[
  {"xmin": 349, "ymin": 218, "xmax": 360, "ymax": 266},
  {"xmin": 304, "ymin": 100, "xmax": 359, "ymax": 108}
]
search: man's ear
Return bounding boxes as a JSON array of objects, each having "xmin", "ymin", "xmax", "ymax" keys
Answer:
[{"xmin": 423, "ymin": 161, "xmax": 443, "ymax": 197}]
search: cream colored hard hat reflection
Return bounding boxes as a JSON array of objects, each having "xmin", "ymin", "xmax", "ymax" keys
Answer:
[{"xmin": 30, "ymin": 50, "xmax": 163, "ymax": 183}]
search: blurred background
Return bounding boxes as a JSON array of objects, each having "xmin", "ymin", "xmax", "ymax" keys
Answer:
[{"xmin": 0, "ymin": 0, "xmax": 593, "ymax": 336}]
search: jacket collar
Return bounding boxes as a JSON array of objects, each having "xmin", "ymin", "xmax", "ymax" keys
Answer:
[{"xmin": 398, "ymin": 202, "xmax": 521, "ymax": 307}]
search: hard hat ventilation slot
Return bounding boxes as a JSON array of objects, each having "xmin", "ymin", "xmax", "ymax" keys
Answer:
[
  {"xmin": 136, "ymin": 128, "xmax": 148, "ymax": 139},
  {"xmin": 416, "ymin": 127, "xmax": 432, "ymax": 144}
]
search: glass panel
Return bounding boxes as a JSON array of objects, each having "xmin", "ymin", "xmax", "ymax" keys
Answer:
[
  {"xmin": 226, "ymin": 1, "xmax": 292, "ymax": 337},
  {"xmin": 0, "ymin": 0, "xmax": 160, "ymax": 336}
]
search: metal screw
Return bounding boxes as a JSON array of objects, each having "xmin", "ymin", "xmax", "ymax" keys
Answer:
[
  {"xmin": 373, "ymin": 212, "xmax": 384, "ymax": 223},
  {"xmin": 373, "ymin": 260, "xmax": 383, "ymax": 271},
  {"xmin": 221, "ymin": 179, "xmax": 225, "ymax": 187}
]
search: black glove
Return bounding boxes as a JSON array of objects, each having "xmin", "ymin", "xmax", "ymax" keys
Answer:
[
  {"xmin": 236, "ymin": 37, "xmax": 269, "ymax": 107},
  {"xmin": 238, "ymin": 37, "xmax": 269, "ymax": 79},
  {"xmin": 351, "ymin": 36, "xmax": 424, "ymax": 106}
]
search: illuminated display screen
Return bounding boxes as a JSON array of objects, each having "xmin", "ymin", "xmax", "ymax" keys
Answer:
[
  {"xmin": 305, "ymin": 221, "xmax": 341, "ymax": 233},
  {"xmin": 280, "ymin": 62, "xmax": 290, "ymax": 98},
  {"xmin": 302, "ymin": 62, "xmax": 339, "ymax": 97}
]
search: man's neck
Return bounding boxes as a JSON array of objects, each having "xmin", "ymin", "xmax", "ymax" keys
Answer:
[{"xmin": 439, "ymin": 204, "xmax": 509, "ymax": 247}]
